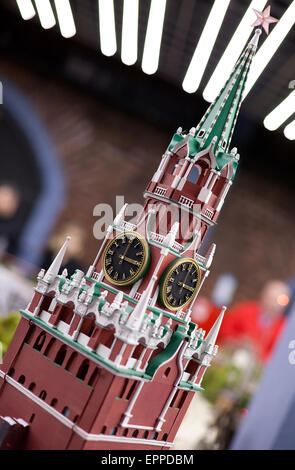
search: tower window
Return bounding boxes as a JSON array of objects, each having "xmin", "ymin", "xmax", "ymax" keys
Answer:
[
  {"xmin": 33, "ymin": 332, "xmax": 46, "ymax": 352},
  {"xmin": 110, "ymin": 427, "xmax": 118, "ymax": 436},
  {"xmin": 54, "ymin": 345, "xmax": 67, "ymax": 366},
  {"xmin": 44, "ymin": 338, "xmax": 56, "ymax": 358},
  {"xmin": 29, "ymin": 382, "xmax": 36, "ymax": 392},
  {"xmin": 88, "ymin": 367, "xmax": 100, "ymax": 387},
  {"xmin": 163, "ymin": 367, "xmax": 171, "ymax": 378},
  {"xmin": 187, "ymin": 165, "xmax": 200, "ymax": 184},
  {"xmin": 76, "ymin": 359, "xmax": 89, "ymax": 381},
  {"xmin": 50, "ymin": 398, "xmax": 58, "ymax": 408},
  {"xmin": 126, "ymin": 381, "xmax": 137, "ymax": 400},
  {"xmin": 24, "ymin": 325, "xmax": 36, "ymax": 345},
  {"xmin": 62, "ymin": 406, "xmax": 70, "ymax": 418},
  {"xmin": 119, "ymin": 379, "xmax": 129, "ymax": 399},
  {"xmin": 18, "ymin": 375, "xmax": 25, "ymax": 385},
  {"xmin": 65, "ymin": 351, "xmax": 78, "ymax": 372},
  {"xmin": 198, "ymin": 129, "xmax": 205, "ymax": 137},
  {"xmin": 132, "ymin": 430, "xmax": 139, "ymax": 438},
  {"xmin": 39, "ymin": 390, "xmax": 47, "ymax": 401}
]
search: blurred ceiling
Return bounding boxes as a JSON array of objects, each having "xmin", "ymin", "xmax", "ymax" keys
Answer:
[
  {"xmin": 2, "ymin": 0, "xmax": 295, "ymax": 127},
  {"xmin": 0, "ymin": 0, "xmax": 295, "ymax": 186}
]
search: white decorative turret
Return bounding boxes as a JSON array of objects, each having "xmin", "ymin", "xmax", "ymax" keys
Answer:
[
  {"xmin": 43, "ymin": 236, "xmax": 71, "ymax": 283},
  {"xmin": 125, "ymin": 277, "xmax": 155, "ymax": 331},
  {"xmin": 205, "ymin": 243, "xmax": 216, "ymax": 269},
  {"xmin": 203, "ymin": 306, "xmax": 226, "ymax": 352}
]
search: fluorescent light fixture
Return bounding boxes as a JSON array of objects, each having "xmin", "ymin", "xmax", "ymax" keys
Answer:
[
  {"xmin": 16, "ymin": 0, "xmax": 35, "ymax": 20},
  {"xmin": 284, "ymin": 120, "xmax": 295, "ymax": 140},
  {"xmin": 121, "ymin": 0, "xmax": 139, "ymax": 66},
  {"xmin": 244, "ymin": 1, "xmax": 295, "ymax": 98},
  {"xmin": 263, "ymin": 90, "xmax": 295, "ymax": 131},
  {"xmin": 142, "ymin": 0, "xmax": 167, "ymax": 75},
  {"xmin": 34, "ymin": 0, "xmax": 56, "ymax": 29},
  {"xmin": 54, "ymin": 0, "xmax": 76, "ymax": 38},
  {"xmin": 182, "ymin": 0, "xmax": 231, "ymax": 94},
  {"xmin": 203, "ymin": 0, "xmax": 267, "ymax": 102},
  {"xmin": 98, "ymin": 0, "xmax": 117, "ymax": 57}
]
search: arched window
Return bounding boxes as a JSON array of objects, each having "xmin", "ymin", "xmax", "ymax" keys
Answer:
[
  {"xmin": 126, "ymin": 381, "xmax": 137, "ymax": 400},
  {"xmin": 187, "ymin": 165, "xmax": 200, "ymax": 184},
  {"xmin": 151, "ymin": 432, "xmax": 158, "ymax": 440},
  {"xmin": 101, "ymin": 426, "xmax": 107, "ymax": 435},
  {"xmin": 110, "ymin": 427, "xmax": 118, "ymax": 436},
  {"xmin": 119, "ymin": 379, "xmax": 129, "ymax": 399},
  {"xmin": 18, "ymin": 375, "xmax": 25, "ymax": 385},
  {"xmin": 24, "ymin": 325, "xmax": 36, "ymax": 345},
  {"xmin": 44, "ymin": 338, "xmax": 56, "ymax": 357},
  {"xmin": 29, "ymin": 382, "xmax": 36, "ymax": 392},
  {"xmin": 62, "ymin": 406, "xmax": 70, "ymax": 418},
  {"xmin": 80, "ymin": 313, "xmax": 96, "ymax": 337},
  {"xmin": 33, "ymin": 332, "xmax": 46, "ymax": 352},
  {"xmin": 123, "ymin": 428, "xmax": 129, "ymax": 437},
  {"xmin": 132, "ymin": 430, "xmax": 139, "ymax": 438},
  {"xmin": 39, "ymin": 390, "xmax": 47, "ymax": 401},
  {"xmin": 88, "ymin": 367, "xmax": 100, "ymax": 387},
  {"xmin": 65, "ymin": 351, "xmax": 77, "ymax": 372},
  {"xmin": 162, "ymin": 433, "xmax": 168, "ymax": 441},
  {"xmin": 8, "ymin": 368, "xmax": 15, "ymax": 377},
  {"xmin": 163, "ymin": 367, "xmax": 171, "ymax": 378},
  {"xmin": 50, "ymin": 398, "xmax": 58, "ymax": 408},
  {"xmin": 143, "ymin": 430, "xmax": 149, "ymax": 439},
  {"xmin": 76, "ymin": 359, "xmax": 89, "ymax": 381},
  {"xmin": 54, "ymin": 345, "xmax": 67, "ymax": 366},
  {"xmin": 29, "ymin": 414, "xmax": 35, "ymax": 423}
]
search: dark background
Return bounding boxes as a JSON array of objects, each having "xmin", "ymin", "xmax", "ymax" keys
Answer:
[{"xmin": 0, "ymin": 0, "xmax": 294, "ymax": 302}]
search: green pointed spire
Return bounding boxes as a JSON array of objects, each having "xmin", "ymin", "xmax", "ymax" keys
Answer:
[{"xmin": 195, "ymin": 28, "xmax": 261, "ymax": 155}]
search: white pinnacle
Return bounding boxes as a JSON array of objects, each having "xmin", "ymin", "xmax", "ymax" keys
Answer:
[
  {"xmin": 249, "ymin": 28, "xmax": 262, "ymax": 48},
  {"xmin": 205, "ymin": 306, "xmax": 226, "ymax": 349},
  {"xmin": 44, "ymin": 236, "xmax": 70, "ymax": 281},
  {"xmin": 125, "ymin": 278, "xmax": 155, "ymax": 331}
]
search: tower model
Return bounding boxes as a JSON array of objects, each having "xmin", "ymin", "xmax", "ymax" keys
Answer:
[{"xmin": 0, "ymin": 29, "xmax": 261, "ymax": 450}]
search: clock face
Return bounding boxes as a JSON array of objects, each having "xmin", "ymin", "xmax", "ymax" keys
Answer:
[
  {"xmin": 160, "ymin": 258, "xmax": 201, "ymax": 311},
  {"xmin": 102, "ymin": 232, "xmax": 150, "ymax": 286}
]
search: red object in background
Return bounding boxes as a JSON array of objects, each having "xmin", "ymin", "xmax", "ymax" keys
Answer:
[
  {"xmin": 191, "ymin": 296, "xmax": 221, "ymax": 335},
  {"xmin": 219, "ymin": 301, "xmax": 286, "ymax": 362}
]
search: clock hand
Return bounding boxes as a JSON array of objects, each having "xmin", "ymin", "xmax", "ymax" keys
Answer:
[
  {"xmin": 180, "ymin": 270, "xmax": 190, "ymax": 294},
  {"xmin": 118, "ymin": 237, "xmax": 133, "ymax": 264},
  {"xmin": 119, "ymin": 255, "xmax": 141, "ymax": 267},
  {"xmin": 177, "ymin": 282, "xmax": 195, "ymax": 293}
]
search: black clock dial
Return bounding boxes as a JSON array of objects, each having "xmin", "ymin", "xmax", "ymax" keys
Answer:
[
  {"xmin": 102, "ymin": 232, "xmax": 150, "ymax": 286},
  {"xmin": 160, "ymin": 258, "xmax": 200, "ymax": 311}
]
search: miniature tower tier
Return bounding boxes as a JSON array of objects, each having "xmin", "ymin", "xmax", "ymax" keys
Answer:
[{"xmin": 0, "ymin": 29, "xmax": 261, "ymax": 450}]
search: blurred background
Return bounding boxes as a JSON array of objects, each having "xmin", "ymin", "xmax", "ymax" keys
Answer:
[{"xmin": 0, "ymin": 0, "xmax": 295, "ymax": 450}]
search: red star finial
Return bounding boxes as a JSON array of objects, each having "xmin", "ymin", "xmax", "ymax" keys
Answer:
[{"xmin": 252, "ymin": 5, "xmax": 278, "ymax": 35}]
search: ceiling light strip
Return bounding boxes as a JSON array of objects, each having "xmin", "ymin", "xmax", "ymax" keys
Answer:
[
  {"xmin": 34, "ymin": 0, "xmax": 56, "ymax": 29},
  {"xmin": 98, "ymin": 0, "xmax": 117, "ymax": 57},
  {"xmin": 244, "ymin": 1, "xmax": 295, "ymax": 98},
  {"xmin": 203, "ymin": 0, "xmax": 267, "ymax": 103},
  {"xmin": 54, "ymin": 0, "xmax": 76, "ymax": 38},
  {"xmin": 121, "ymin": 0, "xmax": 139, "ymax": 66},
  {"xmin": 264, "ymin": 90, "xmax": 295, "ymax": 131},
  {"xmin": 16, "ymin": 0, "xmax": 35, "ymax": 20},
  {"xmin": 142, "ymin": 0, "xmax": 167, "ymax": 75},
  {"xmin": 284, "ymin": 120, "xmax": 295, "ymax": 140},
  {"xmin": 182, "ymin": 0, "xmax": 231, "ymax": 94}
]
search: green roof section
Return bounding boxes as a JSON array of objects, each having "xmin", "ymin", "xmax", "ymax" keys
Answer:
[
  {"xmin": 145, "ymin": 325, "xmax": 187, "ymax": 378},
  {"xmin": 195, "ymin": 41, "xmax": 256, "ymax": 155}
]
